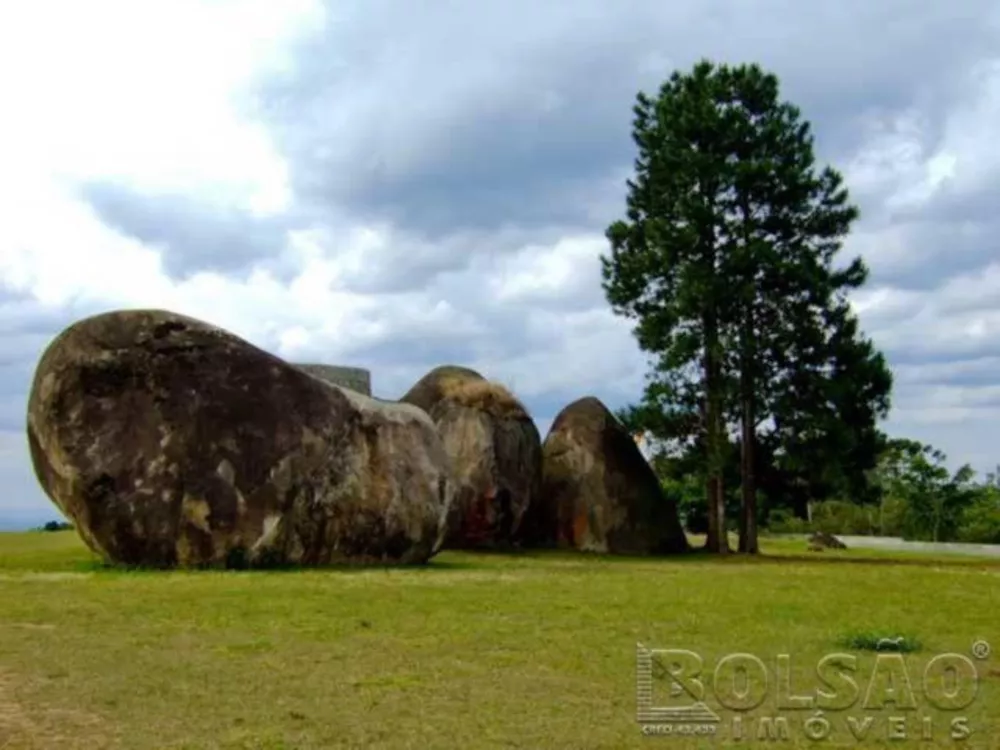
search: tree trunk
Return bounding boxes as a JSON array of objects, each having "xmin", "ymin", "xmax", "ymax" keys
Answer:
[
  {"xmin": 703, "ymin": 311, "xmax": 729, "ymax": 554},
  {"xmin": 738, "ymin": 308, "xmax": 759, "ymax": 554},
  {"xmin": 738, "ymin": 419, "xmax": 758, "ymax": 552}
]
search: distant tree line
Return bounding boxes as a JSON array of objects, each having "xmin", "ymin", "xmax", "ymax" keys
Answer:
[
  {"xmin": 38, "ymin": 520, "xmax": 74, "ymax": 532},
  {"xmin": 653, "ymin": 436, "xmax": 1000, "ymax": 544}
]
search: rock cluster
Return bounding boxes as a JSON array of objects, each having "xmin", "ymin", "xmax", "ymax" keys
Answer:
[{"xmin": 26, "ymin": 309, "xmax": 689, "ymax": 568}]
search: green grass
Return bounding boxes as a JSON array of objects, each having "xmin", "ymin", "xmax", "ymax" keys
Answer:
[{"xmin": 0, "ymin": 531, "xmax": 997, "ymax": 749}]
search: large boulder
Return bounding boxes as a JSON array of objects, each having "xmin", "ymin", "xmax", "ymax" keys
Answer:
[
  {"xmin": 523, "ymin": 396, "xmax": 687, "ymax": 555},
  {"xmin": 400, "ymin": 365, "xmax": 542, "ymax": 548},
  {"xmin": 26, "ymin": 309, "xmax": 452, "ymax": 568}
]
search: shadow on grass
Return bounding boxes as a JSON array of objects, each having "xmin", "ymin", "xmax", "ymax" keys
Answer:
[
  {"xmin": 77, "ymin": 545, "xmax": 700, "ymax": 575},
  {"xmin": 80, "ymin": 555, "xmax": 487, "ymax": 576},
  {"xmin": 40, "ymin": 540, "xmax": 1000, "ymax": 576}
]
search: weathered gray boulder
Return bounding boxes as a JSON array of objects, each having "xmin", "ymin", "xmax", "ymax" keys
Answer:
[
  {"xmin": 522, "ymin": 396, "xmax": 688, "ymax": 555},
  {"xmin": 26, "ymin": 309, "xmax": 451, "ymax": 568},
  {"xmin": 400, "ymin": 365, "xmax": 542, "ymax": 549}
]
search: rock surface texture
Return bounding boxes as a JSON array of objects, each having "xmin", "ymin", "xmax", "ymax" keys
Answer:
[
  {"xmin": 26, "ymin": 309, "xmax": 451, "ymax": 568},
  {"xmin": 400, "ymin": 365, "xmax": 542, "ymax": 548},
  {"xmin": 526, "ymin": 396, "xmax": 688, "ymax": 555}
]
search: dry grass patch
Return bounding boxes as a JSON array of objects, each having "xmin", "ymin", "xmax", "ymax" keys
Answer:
[
  {"xmin": 435, "ymin": 376, "xmax": 529, "ymax": 419},
  {"xmin": 0, "ymin": 669, "xmax": 114, "ymax": 750}
]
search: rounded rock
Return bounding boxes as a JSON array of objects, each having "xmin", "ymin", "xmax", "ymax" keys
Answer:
[
  {"xmin": 26, "ymin": 309, "xmax": 452, "ymax": 568},
  {"xmin": 525, "ymin": 396, "xmax": 688, "ymax": 555},
  {"xmin": 400, "ymin": 365, "xmax": 542, "ymax": 549}
]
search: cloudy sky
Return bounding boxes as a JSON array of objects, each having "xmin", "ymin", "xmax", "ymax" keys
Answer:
[{"xmin": 2, "ymin": 0, "xmax": 999, "ymax": 528}]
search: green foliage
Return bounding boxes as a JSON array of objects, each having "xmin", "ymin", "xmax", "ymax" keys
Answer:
[
  {"xmin": 759, "ymin": 439, "xmax": 1000, "ymax": 545},
  {"xmin": 809, "ymin": 500, "xmax": 878, "ymax": 536},
  {"xmin": 601, "ymin": 59, "xmax": 891, "ymax": 551},
  {"xmin": 956, "ymin": 487, "xmax": 1000, "ymax": 543},
  {"xmin": 873, "ymin": 438, "xmax": 978, "ymax": 542},
  {"xmin": 669, "ymin": 481, "xmax": 709, "ymax": 534},
  {"xmin": 652, "ymin": 448, "xmax": 740, "ymax": 534},
  {"xmin": 763, "ymin": 508, "xmax": 810, "ymax": 534},
  {"xmin": 769, "ymin": 315, "xmax": 892, "ymax": 509},
  {"xmin": 764, "ymin": 501, "xmax": 878, "ymax": 536},
  {"xmin": 878, "ymin": 494, "xmax": 909, "ymax": 537},
  {"xmin": 656, "ymin": 454, "xmax": 708, "ymax": 533}
]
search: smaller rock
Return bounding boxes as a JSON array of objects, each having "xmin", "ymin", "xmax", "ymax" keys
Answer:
[
  {"xmin": 522, "ymin": 396, "xmax": 687, "ymax": 555},
  {"xmin": 808, "ymin": 531, "xmax": 847, "ymax": 550},
  {"xmin": 399, "ymin": 365, "xmax": 542, "ymax": 549}
]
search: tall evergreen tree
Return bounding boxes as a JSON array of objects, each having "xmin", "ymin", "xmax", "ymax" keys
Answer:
[
  {"xmin": 602, "ymin": 60, "xmax": 891, "ymax": 554},
  {"xmin": 603, "ymin": 61, "xmax": 734, "ymax": 552}
]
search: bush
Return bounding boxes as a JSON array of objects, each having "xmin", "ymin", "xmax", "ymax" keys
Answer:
[
  {"xmin": 40, "ymin": 520, "xmax": 73, "ymax": 532},
  {"xmin": 956, "ymin": 497, "xmax": 1000, "ymax": 544},
  {"xmin": 765, "ymin": 508, "xmax": 811, "ymax": 534},
  {"xmin": 878, "ymin": 495, "xmax": 908, "ymax": 537},
  {"xmin": 661, "ymin": 477, "xmax": 709, "ymax": 534},
  {"xmin": 811, "ymin": 500, "xmax": 878, "ymax": 536},
  {"xmin": 675, "ymin": 492, "xmax": 708, "ymax": 534},
  {"xmin": 763, "ymin": 501, "xmax": 880, "ymax": 536}
]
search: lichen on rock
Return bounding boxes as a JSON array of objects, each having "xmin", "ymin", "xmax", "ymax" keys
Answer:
[
  {"xmin": 400, "ymin": 365, "xmax": 542, "ymax": 549},
  {"xmin": 26, "ymin": 309, "xmax": 451, "ymax": 568},
  {"xmin": 521, "ymin": 396, "xmax": 687, "ymax": 555}
]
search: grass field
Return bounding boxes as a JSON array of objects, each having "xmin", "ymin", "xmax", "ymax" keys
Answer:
[{"xmin": 0, "ymin": 531, "xmax": 997, "ymax": 749}]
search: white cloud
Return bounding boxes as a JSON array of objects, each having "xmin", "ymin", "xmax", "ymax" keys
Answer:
[
  {"xmin": 490, "ymin": 235, "xmax": 606, "ymax": 306},
  {"xmin": 932, "ymin": 59, "xmax": 1000, "ymax": 198},
  {"xmin": 849, "ymin": 286, "xmax": 923, "ymax": 320},
  {"xmin": 3, "ymin": 0, "xmax": 1000, "ymax": 527},
  {"xmin": 0, "ymin": 0, "xmax": 321, "ymax": 217}
]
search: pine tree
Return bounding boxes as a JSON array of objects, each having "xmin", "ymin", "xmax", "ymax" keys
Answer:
[{"xmin": 602, "ymin": 60, "xmax": 892, "ymax": 554}]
